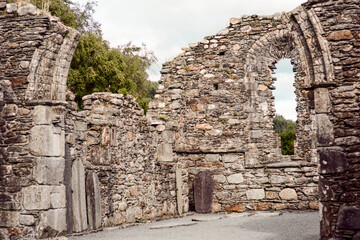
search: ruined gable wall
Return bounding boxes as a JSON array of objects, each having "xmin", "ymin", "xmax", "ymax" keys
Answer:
[
  {"xmin": 148, "ymin": 0, "xmax": 360, "ymax": 238},
  {"xmin": 147, "ymin": 10, "xmax": 320, "ymax": 213}
]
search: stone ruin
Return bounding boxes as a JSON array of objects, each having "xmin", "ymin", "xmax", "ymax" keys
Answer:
[{"xmin": 0, "ymin": 0, "xmax": 359, "ymax": 239}]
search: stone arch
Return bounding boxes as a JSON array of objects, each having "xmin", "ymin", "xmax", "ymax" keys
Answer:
[
  {"xmin": 243, "ymin": 14, "xmax": 321, "ymax": 165},
  {"xmin": 25, "ymin": 21, "xmax": 79, "ymax": 101}
]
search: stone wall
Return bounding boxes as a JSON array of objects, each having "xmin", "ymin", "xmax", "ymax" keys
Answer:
[
  {"xmin": 0, "ymin": 0, "xmax": 359, "ymax": 239},
  {"xmin": 302, "ymin": 0, "xmax": 360, "ymax": 239},
  {"xmin": 65, "ymin": 92, "xmax": 185, "ymax": 231},
  {"xmin": 0, "ymin": 1, "xmax": 79, "ymax": 239},
  {"xmin": 147, "ymin": 6, "xmax": 322, "ymax": 214},
  {"xmin": 146, "ymin": 0, "xmax": 360, "ymax": 238}
]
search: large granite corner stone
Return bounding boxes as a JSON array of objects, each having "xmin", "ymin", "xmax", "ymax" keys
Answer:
[
  {"xmin": 338, "ymin": 206, "xmax": 360, "ymax": 230},
  {"xmin": 157, "ymin": 143, "xmax": 173, "ymax": 162},
  {"xmin": 33, "ymin": 157, "xmax": 65, "ymax": 185},
  {"xmin": 23, "ymin": 186, "xmax": 52, "ymax": 210},
  {"xmin": 38, "ymin": 209, "xmax": 67, "ymax": 239},
  {"xmin": 319, "ymin": 147, "xmax": 348, "ymax": 174},
  {"xmin": 29, "ymin": 126, "xmax": 64, "ymax": 157}
]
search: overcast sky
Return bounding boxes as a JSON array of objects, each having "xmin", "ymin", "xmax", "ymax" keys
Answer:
[{"xmin": 74, "ymin": 0, "xmax": 306, "ymax": 120}]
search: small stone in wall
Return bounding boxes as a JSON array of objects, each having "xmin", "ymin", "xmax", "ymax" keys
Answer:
[
  {"xmin": 266, "ymin": 192, "xmax": 279, "ymax": 200},
  {"xmin": 212, "ymin": 203, "xmax": 221, "ymax": 212},
  {"xmin": 227, "ymin": 173, "xmax": 244, "ymax": 184},
  {"xmin": 17, "ymin": 4, "xmax": 37, "ymax": 16},
  {"xmin": 230, "ymin": 17, "xmax": 242, "ymax": 25},
  {"xmin": 19, "ymin": 215, "xmax": 35, "ymax": 226},
  {"xmin": 226, "ymin": 204, "xmax": 245, "ymax": 212},
  {"xmin": 258, "ymin": 85, "xmax": 268, "ymax": 91},
  {"xmin": 327, "ymin": 30, "xmax": 353, "ymax": 41},
  {"xmin": 6, "ymin": 3, "xmax": 17, "ymax": 13},
  {"xmin": 126, "ymin": 208, "xmax": 135, "ymax": 223},
  {"xmin": 213, "ymin": 175, "xmax": 226, "ymax": 183},
  {"xmin": 129, "ymin": 186, "xmax": 138, "ymax": 196},
  {"xmin": 246, "ymin": 189, "xmax": 265, "ymax": 200},
  {"xmin": 309, "ymin": 201, "xmax": 319, "ymax": 210},
  {"xmin": 118, "ymin": 202, "xmax": 128, "ymax": 211},
  {"xmin": 279, "ymin": 188, "xmax": 297, "ymax": 201},
  {"xmin": 196, "ymin": 124, "xmax": 212, "ymax": 130}
]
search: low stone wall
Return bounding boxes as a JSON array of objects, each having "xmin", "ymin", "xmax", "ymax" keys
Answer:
[
  {"xmin": 65, "ymin": 92, "xmax": 185, "ymax": 231},
  {"xmin": 178, "ymin": 153, "xmax": 318, "ymax": 213}
]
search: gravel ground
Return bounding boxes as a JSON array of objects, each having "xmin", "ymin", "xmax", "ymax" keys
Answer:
[{"xmin": 69, "ymin": 211, "xmax": 320, "ymax": 240}]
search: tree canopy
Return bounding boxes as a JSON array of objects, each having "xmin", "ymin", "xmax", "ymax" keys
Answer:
[
  {"xmin": 30, "ymin": 0, "xmax": 158, "ymax": 112},
  {"xmin": 273, "ymin": 115, "xmax": 296, "ymax": 155}
]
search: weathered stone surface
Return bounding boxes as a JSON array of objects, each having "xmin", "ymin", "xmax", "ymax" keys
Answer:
[
  {"xmin": 213, "ymin": 175, "xmax": 226, "ymax": 183},
  {"xmin": 19, "ymin": 214, "xmax": 35, "ymax": 226},
  {"xmin": 212, "ymin": 202, "xmax": 222, "ymax": 212},
  {"xmin": 86, "ymin": 171, "xmax": 102, "ymax": 230},
  {"xmin": 319, "ymin": 147, "xmax": 348, "ymax": 174},
  {"xmin": 0, "ymin": 211, "xmax": 19, "ymax": 227},
  {"xmin": 29, "ymin": 126, "xmax": 64, "ymax": 157},
  {"xmin": 1, "ymin": 104, "xmax": 17, "ymax": 118},
  {"xmin": 157, "ymin": 143, "xmax": 173, "ymax": 162},
  {"xmin": 51, "ymin": 185, "xmax": 66, "ymax": 209},
  {"xmin": 176, "ymin": 165, "xmax": 183, "ymax": 215},
  {"xmin": 195, "ymin": 123, "xmax": 213, "ymax": 130},
  {"xmin": 126, "ymin": 208, "xmax": 135, "ymax": 223},
  {"xmin": 17, "ymin": 4, "xmax": 37, "ymax": 16},
  {"xmin": 71, "ymin": 160, "xmax": 87, "ymax": 232},
  {"xmin": 327, "ymin": 30, "xmax": 353, "ymax": 41},
  {"xmin": 227, "ymin": 173, "xmax": 244, "ymax": 184},
  {"xmin": 222, "ymin": 154, "xmax": 238, "ymax": 163},
  {"xmin": 38, "ymin": 209, "xmax": 67, "ymax": 238},
  {"xmin": 230, "ymin": 17, "xmax": 242, "ymax": 25},
  {"xmin": 246, "ymin": 189, "xmax": 265, "ymax": 200},
  {"xmin": 6, "ymin": 3, "xmax": 17, "ymax": 13},
  {"xmin": 33, "ymin": 157, "xmax": 65, "ymax": 185},
  {"xmin": 194, "ymin": 171, "xmax": 214, "ymax": 213},
  {"xmin": 33, "ymin": 106, "xmax": 54, "ymax": 125},
  {"xmin": 118, "ymin": 202, "xmax": 128, "ymax": 211},
  {"xmin": 314, "ymin": 88, "xmax": 331, "ymax": 113},
  {"xmin": 23, "ymin": 186, "xmax": 52, "ymax": 210},
  {"xmin": 279, "ymin": 188, "xmax": 298, "ymax": 201},
  {"xmin": 337, "ymin": 206, "xmax": 360, "ymax": 229},
  {"xmin": 316, "ymin": 114, "xmax": 334, "ymax": 146},
  {"xmin": 226, "ymin": 204, "xmax": 245, "ymax": 212}
]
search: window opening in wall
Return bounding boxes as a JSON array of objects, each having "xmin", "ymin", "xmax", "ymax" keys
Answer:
[{"xmin": 272, "ymin": 59, "xmax": 297, "ymax": 155}]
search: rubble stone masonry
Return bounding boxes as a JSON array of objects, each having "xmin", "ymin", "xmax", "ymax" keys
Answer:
[{"xmin": 0, "ymin": 0, "xmax": 359, "ymax": 239}]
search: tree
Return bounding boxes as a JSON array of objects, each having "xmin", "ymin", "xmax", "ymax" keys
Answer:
[
  {"xmin": 31, "ymin": 0, "xmax": 158, "ymax": 112},
  {"xmin": 273, "ymin": 114, "xmax": 296, "ymax": 155}
]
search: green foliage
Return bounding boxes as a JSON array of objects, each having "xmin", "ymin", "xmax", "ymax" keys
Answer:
[
  {"xmin": 273, "ymin": 114, "xmax": 296, "ymax": 155},
  {"xmin": 32, "ymin": 0, "xmax": 158, "ymax": 112},
  {"xmin": 30, "ymin": 0, "xmax": 77, "ymax": 28},
  {"xmin": 67, "ymin": 34, "xmax": 157, "ymax": 110}
]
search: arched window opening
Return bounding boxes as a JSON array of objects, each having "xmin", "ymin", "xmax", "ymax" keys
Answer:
[{"xmin": 272, "ymin": 59, "xmax": 297, "ymax": 155}]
